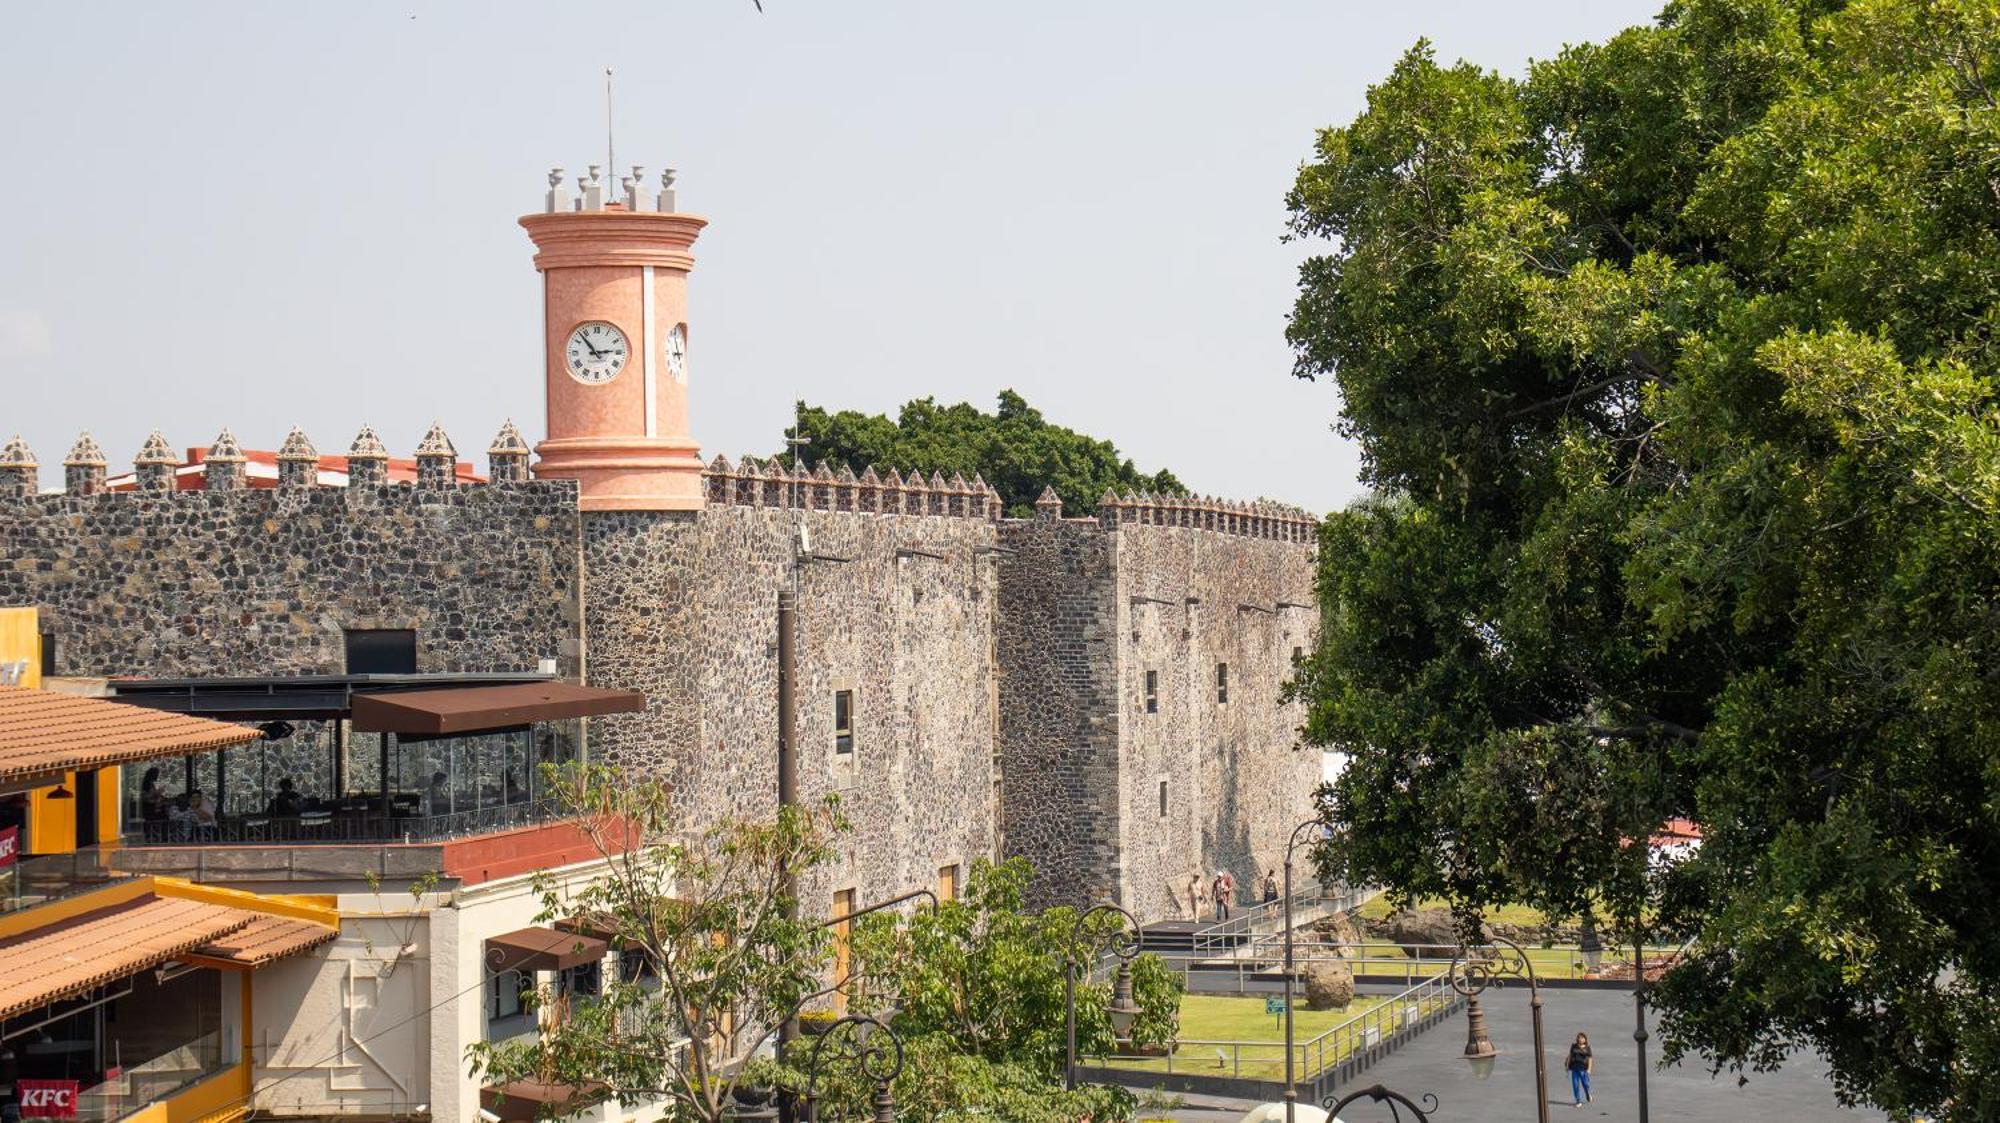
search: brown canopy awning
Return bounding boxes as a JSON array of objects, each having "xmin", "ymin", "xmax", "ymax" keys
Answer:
[
  {"xmin": 348, "ymin": 682, "xmax": 645, "ymax": 736},
  {"xmin": 486, "ymin": 926, "xmax": 609, "ymax": 974},
  {"xmin": 479, "ymin": 1078, "xmax": 608, "ymax": 1122},
  {"xmin": 0, "ymin": 685, "xmax": 260, "ymax": 792}
]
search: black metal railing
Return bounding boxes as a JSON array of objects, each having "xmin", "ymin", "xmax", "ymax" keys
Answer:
[{"xmin": 127, "ymin": 797, "xmax": 561, "ymax": 847}]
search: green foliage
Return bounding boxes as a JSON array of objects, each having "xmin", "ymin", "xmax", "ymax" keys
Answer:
[
  {"xmin": 847, "ymin": 859, "xmax": 1180, "ymax": 1076},
  {"xmin": 776, "ymin": 389, "xmax": 1184, "ymax": 517},
  {"xmin": 465, "ymin": 764, "xmax": 846, "ymax": 1123},
  {"xmin": 1285, "ymin": 2, "xmax": 2000, "ymax": 1117},
  {"xmin": 756, "ymin": 1036, "xmax": 1132, "ymax": 1123}
]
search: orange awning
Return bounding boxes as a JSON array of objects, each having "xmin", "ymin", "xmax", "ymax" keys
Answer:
[
  {"xmin": 191, "ymin": 914, "xmax": 339, "ymax": 967},
  {"xmin": 0, "ymin": 685, "xmax": 259, "ymax": 790},
  {"xmin": 0, "ymin": 895, "xmax": 255, "ymax": 1020}
]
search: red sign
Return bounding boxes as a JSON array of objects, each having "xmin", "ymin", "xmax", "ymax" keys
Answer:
[
  {"xmin": 19, "ymin": 1079, "xmax": 80, "ymax": 1118},
  {"xmin": 0, "ymin": 825, "xmax": 17, "ymax": 869}
]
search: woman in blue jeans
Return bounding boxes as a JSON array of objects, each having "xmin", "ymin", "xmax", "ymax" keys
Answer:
[{"xmin": 1567, "ymin": 1032, "xmax": 1594, "ymax": 1107}]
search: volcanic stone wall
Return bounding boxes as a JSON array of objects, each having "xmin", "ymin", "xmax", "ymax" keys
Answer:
[
  {"xmin": 582, "ymin": 500, "xmax": 1002, "ymax": 915},
  {"xmin": 991, "ymin": 516, "xmax": 1124, "ymax": 911},
  {"xmin": 995, "ymin": 512, "xmax": 1320, "ymax": 923},
  {"xmin": 1110, "ymin": 522, "xmax": 1319, "ymax": 925},
  {"xmin": 0, "ymin": 482, "xmax": 582, "ymax": 679}
]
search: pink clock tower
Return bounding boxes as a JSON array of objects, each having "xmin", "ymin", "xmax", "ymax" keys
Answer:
[{"xmin": 522, "ymin": 165, "xmax": 707, "ymax": 511}]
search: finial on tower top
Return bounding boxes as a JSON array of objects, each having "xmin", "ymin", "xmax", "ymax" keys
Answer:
[
  {"xmin": 545, "ymin": 167, "xmax": 569, "ymax": 213},
  {"xmin": 658, "ymin": 167, "xmax": 678, "ymax": 212}
]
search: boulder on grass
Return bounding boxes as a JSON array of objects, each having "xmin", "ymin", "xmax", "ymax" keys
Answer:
[
  {"xmin": 1313, "ymin": 910, "xmax": 1362, "ymax": 957},
  {"xmin": 1383, "ymin": 907, "xmax": 1457, "ymax": 960},
  {"xmin": 1302, "ymin": 959, "xmax": 1355, "ymax": 1011}
]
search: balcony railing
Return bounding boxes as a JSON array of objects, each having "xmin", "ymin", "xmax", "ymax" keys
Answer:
[
  {"xmin": 126, "ymin": 797, "xmax": 561, "ymax": 847},
  {"xmin": 0, "ymin": 848, "xmax": 130, "ymax": 916}
]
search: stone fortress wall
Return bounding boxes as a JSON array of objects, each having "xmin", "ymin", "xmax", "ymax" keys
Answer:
[
  {"xmin": 998, "ymin": 489, "xmax": 1322, "ymax": 923},
  {"xmin": 584, "ymin": 455, "xmax": 1003, "ymax": 916},
  {"xmin": 0, "ymin": 425, "xmax": 581, "ymax": 681},
  {"xmin": 0, "ymin": 424, "xmax": 1319, "ymax": 926}
]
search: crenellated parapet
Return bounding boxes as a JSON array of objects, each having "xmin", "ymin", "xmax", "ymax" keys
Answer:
[
  {"xmin": 0, "ymin": 422, "xmax": 563, "ymax": 500},
  {"xmin": 701, "ymin": 455, "xmax": 1004, "ymax": 521},
  {"xmin": 695, "ymin": 456, "xmax": 1316, "ymax": 540},
  {"xmin": 1094, "ymin": 489, "xmax": 1318, "ymax": 543}
]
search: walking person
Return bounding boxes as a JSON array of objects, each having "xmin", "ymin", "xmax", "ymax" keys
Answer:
[
  {"xmin": 1185, "ymin": 874, "xmax": 1202, "ymax": 921},
  {"xmin": 1211, "ymin": 873, "xmax": 1231, "ymax": 921},
  {"xmin": 1262, "ymin": 869, "xmax": 1279, "ymax": 904},
  {"xmin": 1567, "ymin": 1032, "xmax": 1594, "ymax": 1107}
]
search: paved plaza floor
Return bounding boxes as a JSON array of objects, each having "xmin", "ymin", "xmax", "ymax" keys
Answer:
[{"xmin": 1161, "ymin": 984, "xmax": 1883, "ymax": 1122}]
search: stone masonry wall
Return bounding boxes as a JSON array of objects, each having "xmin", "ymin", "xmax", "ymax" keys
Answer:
[
  {"xmin": 583, "ymin": 502, "xmax": 1001, "ymax": 917},
  {"xmin": 1110, "ymin": 523, "xmax": 1320, "ymax": 926},
  {"xmin": 0, "ymin": 483, "xmax": 582, "ymax": 678},
  {"xmin": 993, "ymin": 517, "xmax": 1123, "ymax": 912}
]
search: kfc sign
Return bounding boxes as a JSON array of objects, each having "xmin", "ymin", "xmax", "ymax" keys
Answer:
[
  {"xmin": 19, "ymin": 1079, "xmax": 80, "ymax": 1118},
  {"xmin": 0, "ymin": 825, "xmax": 17, "ymax": 869}
]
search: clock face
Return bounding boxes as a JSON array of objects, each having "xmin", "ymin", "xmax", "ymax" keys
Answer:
[
  {"xmin": 665, "ymin": 323, "xmax": 688, "ymax": 383},
  {"xmin": 564, "ymin": 321, "xmax": 629, "ymax": 384}
]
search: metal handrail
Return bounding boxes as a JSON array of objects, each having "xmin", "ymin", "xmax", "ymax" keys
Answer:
[{"xmin": 1082, "ymin": 966, "xmax": 1463, "ymax": 1081}]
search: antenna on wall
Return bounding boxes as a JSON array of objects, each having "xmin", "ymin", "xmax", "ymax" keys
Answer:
[{"xmin": 605, "ymin": 68, "xmax": 616, "ymax": 190}]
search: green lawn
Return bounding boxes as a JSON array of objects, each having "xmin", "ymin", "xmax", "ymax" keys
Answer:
[
  {"xmin": 1091, "ymin": 994, "xmax": 1403, "ymax": 1081},
  {"xmin": 1355, "ymin": 894, "xmax": 1548, "ymax": 927}
]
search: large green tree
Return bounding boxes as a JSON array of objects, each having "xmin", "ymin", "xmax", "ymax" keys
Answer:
[
  {"xmin": 774, "ymin": 390, "xmax": 1184, "ymax": 517},
  {"xmin": 1285, "ymin": 1, "xmax": 2000, "ymax": 1117}
]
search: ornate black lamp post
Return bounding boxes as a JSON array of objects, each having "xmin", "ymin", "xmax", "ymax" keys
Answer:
[
  {"xmin": 1633, "ymin": 933, "xmax": 1651, "ymax": 1123},
  {"xmin": 800, "ymin": 1014, "xmax": 905, "ymax": 1123},
  {"xmin": 1281, "ymin": 818, "xmax": 1326, "ymax": 1123},
  {"xmin": 1450, "ymin": 936, "xmax": 1549, "ymax": 1123},
  {"xmin": 1062, "ymin": 902, "xmax": 1142, "ymax": 1091},
  {"xmin": 1321, "ymin": 1083, "xmax": 1439, "ymax": 1122}
]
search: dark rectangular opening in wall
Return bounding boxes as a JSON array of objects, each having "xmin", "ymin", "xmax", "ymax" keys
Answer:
[
  {"xmin": 39, "ymin": 633, "xmax": 55, "ymax": 678},
  {"xmin": 1143, "ymin": 670, "xmax": 1158, "ymax": 714},
  {"xmin": 833, "ymin": 690, "xmax": 854, "ymax": 755},
  {"xmin": 1216, "ymin": 662, "xmax": 1229, "ymax": 705},
  {"xmin": 345, "ymin": 629, "xmax": 418, "ymax": 675},
  {"xmin": 1158, "ymin": 779, "xmax": 1168, "ymax": 818}
]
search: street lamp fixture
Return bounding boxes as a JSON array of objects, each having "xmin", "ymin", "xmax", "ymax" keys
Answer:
[
  {"xmin": 1452, "ymin": 937, "xmax": 1549, "ymax": 1123},
  {"xmin": 1464, "ymin": 987, "xmax": 1496, "ymax": 1079},
  {"xmin": 1107, "ymin": 959, "xmax": 1140, "ymax": 1045},
  {"xmin": 1280, "ymin": 818, "xmax": 1329, "ymax": 1123},
  {"xmin": 1062, "ymin": 901, "xmax": 1142, "ymax": 1091},
  {"xmin": 1321, "ymin": 1084, "xmax": 1440, "ymax": 1123},
  {"xmin": 1579, "ymin": 913, "xmax": 1604, "ymax": 973},
  {"xmin": 800, "ymin": 1013, "xmax": 904, "ymax": 1123}
]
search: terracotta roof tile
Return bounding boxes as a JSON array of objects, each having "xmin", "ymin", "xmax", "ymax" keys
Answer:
[
  {"xmin": 0, "ymin": 686, "xmax": 260, "ymax": 787},
  {"xmin": 193, "ymin": 914, "xmax": 338, "ymax": 967},
  {"xmin": 0, "ymin": 895, "xmax": 255, "ymax": 1020}
]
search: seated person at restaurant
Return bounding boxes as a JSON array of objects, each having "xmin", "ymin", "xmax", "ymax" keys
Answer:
[
  {"xmin": 268, "ymin": 777, "xmax": 306, "ymax": 816},
  {"xmin": 140, "ymin": 766, "xmax": 170, "ymax": 823},
  {"xmin": 188, "ymin": 788, "xmax": 219, "ymax": 838},
  {"xmin": 426, "ymin": 771, "xmax": 450, "ymax": 817}
]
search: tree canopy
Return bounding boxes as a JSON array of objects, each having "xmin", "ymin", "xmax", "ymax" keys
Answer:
[
  {"xmin": 774, "ymin": 390, "xmax": 1184, "ymax": 517},
  {"xmin": 1285, "ymin": 1, "xmax": 2000, "ymax": 1116}
]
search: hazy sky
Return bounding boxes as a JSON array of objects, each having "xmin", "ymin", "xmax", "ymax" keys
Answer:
[{"xmin": 0, "ymin": 0, "xmax": 1659, "ymax": 513}]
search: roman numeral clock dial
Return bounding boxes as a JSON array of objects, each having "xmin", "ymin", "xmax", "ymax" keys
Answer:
[{"xmin": 564, "ymin": 321, "xmax": 630, "ymax": 384}]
